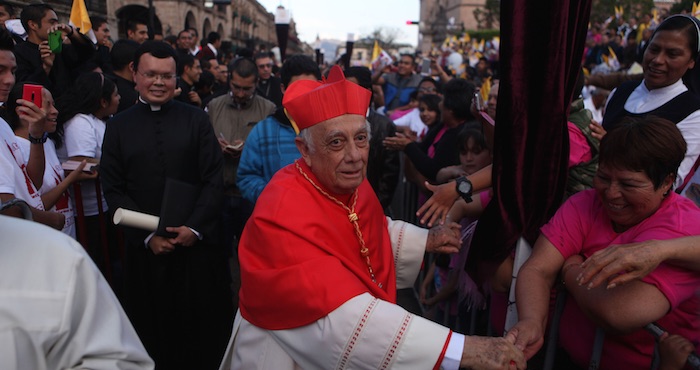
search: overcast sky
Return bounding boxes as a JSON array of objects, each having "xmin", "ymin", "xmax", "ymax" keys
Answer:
[{"xmin": 256, "ymin": 0, "xmax": 420, "ymax": 46}]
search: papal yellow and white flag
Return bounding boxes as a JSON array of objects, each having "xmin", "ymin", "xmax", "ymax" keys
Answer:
[
  {"xmin": 69, "ymin": 0, "xmax": 96, "ymax": 43},
  {"xmin": 370, "ymin": 40, "xmax": 392, "ymax": 71},
  {"xmin": 480, "ymin": 77, "xmax": 491, "ymax": 103}
]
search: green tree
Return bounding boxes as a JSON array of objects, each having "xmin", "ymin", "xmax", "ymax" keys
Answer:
[
  {"xmin": 473, "ymin": 0, "xmax": 500, "ymax": 30},
  {"xmin": 671, "ymin": 0, "xmax": 694, "ymax": 14},
  {"xmin": 590, "ymin": 0, "xmax": 654, "ymax": 25},
  {"xmin": 364, "ymin": 27, "xmax": 404, "ymax": 50}
]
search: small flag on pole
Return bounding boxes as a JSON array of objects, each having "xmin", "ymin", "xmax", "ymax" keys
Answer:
[{"xmin": 69, "ymin": 0, "xmax": 96, "ymax": 43}]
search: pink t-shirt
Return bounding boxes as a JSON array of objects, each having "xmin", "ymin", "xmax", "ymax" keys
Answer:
[{"xmin": 541, "ymin": 190, "xmax": 700, "ymax": 369}]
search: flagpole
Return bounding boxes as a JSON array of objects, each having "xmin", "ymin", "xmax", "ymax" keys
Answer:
[{"xmin": 148, "ymin": 0, "xmax": 155, "ymax": 40}]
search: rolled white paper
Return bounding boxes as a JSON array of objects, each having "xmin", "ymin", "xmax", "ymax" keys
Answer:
[{"xmin": 113, "ymin": 208, "xmax": 159, "ymax": 231}]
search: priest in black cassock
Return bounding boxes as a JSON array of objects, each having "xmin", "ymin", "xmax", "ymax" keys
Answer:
[{"xmin": 100, "ymin": 41, "xmax": 234, "ymax": 370}]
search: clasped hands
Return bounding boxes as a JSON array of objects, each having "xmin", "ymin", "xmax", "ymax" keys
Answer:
[
  {"xmin": 148, "ymin": 226, "xmax": 198, "ymax": 255},
  {"xmin": 426, "ymin": 221, "xmax": 462, "ymax": 254}
]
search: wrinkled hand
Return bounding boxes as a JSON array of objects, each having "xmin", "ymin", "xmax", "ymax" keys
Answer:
[
  {"xmin": 166, "ymin": 226, "xmax": 198, "ymax": 247},
  {"xmin": 659, "ymin": 333, "xmax": 696, "ymax": 370},
  {"xmin": 426, "ymin": 221, "xmax": 461, "ymax": 254},
  {"xmin": 589, "ymin": 120, "xmax": 606, "ymax": 141},
  {"xmin": 417, "ymin": 181, "xmax": 459, "ymax": 227},
  {"xmin": 578, "ymin": 241, "xmax": 663, "ymax": 289},
  {"xmin": 148, "ymin": 235, "xmax": 175, "ymax": 255},
  {"xmin": 461, "ymin": 334, "xmax": 527, "ymax": 370},
  {"xmin": 506, "ymin": 318, "xmax": 545, "ymax": 360}
]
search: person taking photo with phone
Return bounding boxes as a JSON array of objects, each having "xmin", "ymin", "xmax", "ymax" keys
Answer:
[{"xmin": 14, "ymin": 3, "xmax": 94, "ymax": 99}]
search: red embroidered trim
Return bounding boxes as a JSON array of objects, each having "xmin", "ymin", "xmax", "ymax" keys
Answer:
[
  {"xmin": 394, "ymin": 222, "xmax": 406, "ymax": 267},
  {"xmin": 338, "ymin": 299, "xmax": 377, "ymax": 369},
  {"xmin": 380, "ymin": 313, "xmax": 412, "ymax": 369},
  {"xmin": 433, "ymin": 331, "xmax": 452, "ymax": 370}
]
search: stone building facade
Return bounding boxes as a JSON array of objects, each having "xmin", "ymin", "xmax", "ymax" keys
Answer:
[{"xmin": 11, "ymin": 0, "xmax": 309, "ymax": 58}]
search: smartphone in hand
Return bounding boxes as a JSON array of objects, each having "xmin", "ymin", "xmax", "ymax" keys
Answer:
[
  {"xmin": 48, "ymin": 30, "xmax": 62, "ymax": 53},
  {"xmin": 22, "ymin": 84, "xmax": 43, "ymax": 108}
]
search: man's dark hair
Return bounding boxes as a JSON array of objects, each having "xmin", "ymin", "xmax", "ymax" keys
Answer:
[
  {"xmin": 126, "ymin": 19, "xmax": 146, "ymax": 33},
  {"xmin": 199, "ymin": 58, "xmax": 211, "ymax": 71},
  {"xmin": 399, "ymin": 53, "xmax": 416, "ymax": 64},
  {"xmin": 235, "ymin": 47, "xmax": 253, "ymax": 59},
  {"xmin": 133, "ymin": 41, "xmax": 177, "ymax": 72},
  {"xmin": 344, "ymin": 66, "xmax": 372, "ymax": 90},
  {"xmin": 178, "ymin": 29, "xmax": 191, "ymax": 39},
  {"xmin": 279, "ymin": 54, "xmax": 321, "ymax": 87},
  {"xmin": 254, "ymin": 52, "xmax": 271, "ymax": 62},
  {"xmin": 442, "ymin": 78, "xmax": 475, "ymax": 121},
  {"xmin": 177, "ymin": 53, "xmax": 196, "ymax": 75},
  {"xmin": 90, "ymin": 16, "xmax": 107, "ymax": 31},
  {"xmin": 207, "ymin": 31, "xmax": 220, "ymax": 44},
  {"xmin": 164, "ymin": 35, "xmax": 177, "ymax": 47},
  {"xmin": 0, "ymin": 1, "xmax": 15, "ymax": 19},
  {"xmin": 0, "ymin": 27, "xmax": 14, "ymax": 51},
  {"xmin": 20, "ymin": 3, "xmax": 53, "ymax": 32},
  {"xmin": 194, "ymin": 70, "xmax": 215, "ymax": 90},
  {"xmin": 110, "ymin": 39, "xmax": 138, "ymax": 71},
  {"xmin": 229, "ymin": 57, "xmax": 257, "ymax": 79}
]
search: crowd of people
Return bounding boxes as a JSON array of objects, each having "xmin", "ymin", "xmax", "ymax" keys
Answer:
[{"xmin": 0, "ymin": 1, "xmax": 698, "ymax": 369}]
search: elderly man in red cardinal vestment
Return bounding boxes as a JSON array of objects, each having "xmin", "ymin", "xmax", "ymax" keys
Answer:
[{"xmin": 218, "ymin": 66, "xmax": 526, "ymax": 370}]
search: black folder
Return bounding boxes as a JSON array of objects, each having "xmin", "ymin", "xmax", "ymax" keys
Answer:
[{"xmin": 156, "ymin": 178, "xmax": 199, "ymax": 238}]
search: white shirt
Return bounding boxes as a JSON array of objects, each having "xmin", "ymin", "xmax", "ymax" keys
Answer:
[
  {"xmin": 393, "ymin": 108, "xmax": 429, "ymax": 141},
  {"xmin": 608, "ymin": 79, "xmax": 700, "ymax": 188},
  {"xmin": 220, "ymin": 219, "xmax": 464, "ymax": 370},
  {"xmin": 0, "ymin": 120, "xmax": 43, "ymax": 209},
  {"xmin": 0, "ymin": 215, "xmax": 153, "ymax": 370},
  {"xmin": 17, "ymin": 137, "xmax": 76, "ymax": 237},
  {"xmin": 59, "ymin": 113, "xmax": 108, "ymax": 216},
  {"xmin": 206, "ymin": 43, "xmax": 218, "ymax": 56},
  {"xmin": 583, "ymin": 96, "xmax": 604, "ymax": 123}
]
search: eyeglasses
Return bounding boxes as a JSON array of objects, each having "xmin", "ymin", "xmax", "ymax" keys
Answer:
[
  {"xmin": 419, "ymin": 87, "xmax": 437, "ymax": 93},
  {"xmin": 257, "ymin": 63, "xmax": 273, "ymax": 69},
  {"xmin": 137, "ymin": 71, "xmax": 176, "ymax": 82}
]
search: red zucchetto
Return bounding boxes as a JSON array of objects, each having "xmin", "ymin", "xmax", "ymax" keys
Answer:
[{"xmin": 283, "ymin": 65, "xmax": 371, "ymax": 134}]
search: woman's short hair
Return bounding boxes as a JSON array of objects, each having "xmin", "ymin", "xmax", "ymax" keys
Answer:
[{"xmin": 599, "ymin": 116, "xmax": 687, "ymax": 189}]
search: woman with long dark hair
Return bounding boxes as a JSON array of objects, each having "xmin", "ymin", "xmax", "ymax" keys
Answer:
[
  {"xmin": 57, "ymin": 72, "xmax": 120, "ymax": 270},
  {"xmin": 5, "ymin": 83, "xmax": 97, "ymax": 237}
]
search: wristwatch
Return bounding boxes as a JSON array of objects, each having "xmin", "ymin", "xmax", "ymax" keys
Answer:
[
  {"xmin": 455, "ymin": 176, "xmax": 473, "ymax": 203},
  {"xmin": 28, "ymin": 132, "xmax": 48, "ymax": 144}
]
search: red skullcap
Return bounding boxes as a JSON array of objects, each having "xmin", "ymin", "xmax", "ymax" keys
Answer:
[{"xmin": 283, "ymin": 65, "xmax": 371, "ymax": 134}]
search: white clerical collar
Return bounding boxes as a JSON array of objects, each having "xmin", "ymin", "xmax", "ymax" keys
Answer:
[{"xmin": 139, "ymin": 96, "xmax": 162, "ymax": 111}]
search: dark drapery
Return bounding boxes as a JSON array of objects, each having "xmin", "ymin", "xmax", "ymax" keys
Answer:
[{"xmin": 468, "ymin": 0, "xmax": 592, "ymax": 284}]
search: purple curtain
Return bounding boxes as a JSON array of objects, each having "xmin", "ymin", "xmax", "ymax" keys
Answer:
[{"xmin": 468, "ymin": 0, "xmax": 592, "ymax": 283}]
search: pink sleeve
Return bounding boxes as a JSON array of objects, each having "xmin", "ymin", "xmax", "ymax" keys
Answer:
[
  {"xmin": 567, "ymin": 122, "xmax": 592, "ymax": 168},
  {"xmin": 540, "ymin": 190, "xmax": 595, "ymax": 258}
]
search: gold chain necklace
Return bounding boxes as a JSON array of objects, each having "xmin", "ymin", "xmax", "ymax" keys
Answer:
[{"xmin": 295, "ymin": 161, "xmax": 381, "ymax": 287}]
